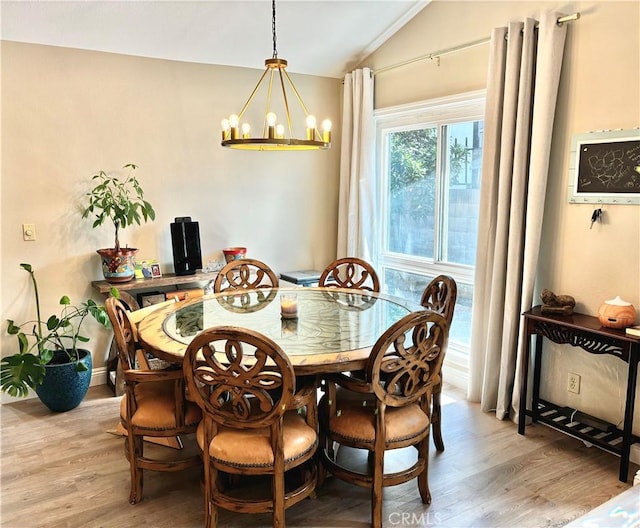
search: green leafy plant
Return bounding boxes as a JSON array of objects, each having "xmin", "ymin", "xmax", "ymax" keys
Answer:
[
  {"xmin": 1, "ymin": 263, "xmax": 111, "ymax": 398},
  {"xmin": 81, "ymin": 163, "xmax": 156, "ymax": 251}
]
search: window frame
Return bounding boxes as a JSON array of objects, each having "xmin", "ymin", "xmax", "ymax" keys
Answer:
[{"xmin": 374, "ymin": 90, "xmax": 486, "ymax": 388}]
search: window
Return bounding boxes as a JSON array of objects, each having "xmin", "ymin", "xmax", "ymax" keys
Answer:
[{"xmin": 375, "ymin": 91, "xmax": 485, "ymax": 386}]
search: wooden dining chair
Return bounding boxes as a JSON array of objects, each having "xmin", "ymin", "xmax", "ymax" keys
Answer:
[
  {"xmin": 107, "ymin": 293, "xmax": 178, "ymax": 395},
  {"xmin": 105, "ymin": 297, "xmax": 202, "ymax": 505},
  {"xmin": 319, "ymin": 257, "xmax": 380, "ymax": 382},
  {"xmin": 183, "ymin": 326, "xmax": 318, "ymax": 528},
  {"xmin": 420, "ymin": 275, "xmax": 457, "ymax": 452},
  {"xmin": 319, "ymin": 310, "xmax": 449, "ymax": 528},
  {"xmin": 319, "ymin": 257, "xmax": 380, "ymax": 292},
  {"xmin": 214, "ymin": 257, "xmax": 319, "ymax": 433},
  {"xmin": 105, "ymin": 290, "xmax": 141, "ymax": 394},
  {"xmin": 213, "ymin": 258, "xmax": 279, "ymax": 292}
]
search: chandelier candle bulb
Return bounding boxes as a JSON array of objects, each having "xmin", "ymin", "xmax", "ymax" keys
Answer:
[
  {"xmin": 229, "ymin": 114, "xmax": 239, "ymax": 139},
  {"xmin": 276, "ymin": 124, "xmax": 285, "ymax": 139},
  {"xmin": 266, "ymin": 112, "xmax": 277, "ymax": 139},
  {"xmin": 322, "ymin": 119, "xmax": 332, "ymax": 143},
  {"xmin": 306, "ymin": 115, "xmax": 317, "ymax": 141},
  {"xmin": 281, "ymin": 293, "xmax": 298, "ymax": 319},
  {"xmin": 241, "ymin": 123, "xmax": 251, "ymax": 139},
  {"xmin": 221, "ymin": 119, "xmax": 230, "ymax": 140}
]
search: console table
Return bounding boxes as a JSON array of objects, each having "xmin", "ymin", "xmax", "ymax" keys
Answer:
[
  {"xmin": 91, "ymin": 270, "xmax": 216, "ymax": 295},
  {"xmin": 518, "ymin": 305, "xmax": 640, "ymax": 482}
]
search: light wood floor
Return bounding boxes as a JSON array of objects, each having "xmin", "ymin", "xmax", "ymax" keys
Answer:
[{"xmin": 1, "ymin": 384, "xmax": 636, "ymax": 528}]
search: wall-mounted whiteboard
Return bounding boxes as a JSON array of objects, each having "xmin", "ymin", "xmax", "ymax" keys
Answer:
[{"xmin": 567, "ymin": 129, "xmax": 640, "ymax": 204}]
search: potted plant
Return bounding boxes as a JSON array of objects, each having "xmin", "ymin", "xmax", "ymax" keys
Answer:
[
  {"xmin": 1, "ymin": 263, "xmax": 111, "ymax": 411},
  {"xmin": 82, "ymin": 163, "xmax": 156, "ymax": 283}
]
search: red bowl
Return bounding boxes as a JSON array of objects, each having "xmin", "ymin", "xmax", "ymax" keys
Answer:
[{"xmin": 223, "ymin": 247, "xmax": 247, "ymax": 263}]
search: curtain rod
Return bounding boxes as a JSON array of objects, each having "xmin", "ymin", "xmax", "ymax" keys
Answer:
[{"xmin": 373, "ymin": 12, "xmax": 580, "ymax": 76}]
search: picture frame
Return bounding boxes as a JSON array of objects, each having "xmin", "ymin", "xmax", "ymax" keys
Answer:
[
  {"xmin": 151, "ymin": 262, "xmax": 162, "ymax": 278},
  {"xmin": 567, "ymin": 129, "xmax": 640, "ymax": 205},
  {"xmin": 135, "ymin": 259, "xmax": 160, "ymax": 279}
]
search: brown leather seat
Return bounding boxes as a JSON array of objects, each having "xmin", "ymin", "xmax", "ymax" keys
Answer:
[
  {"xmin": 420, "ymin": 275, "xmax": 457, "ymax": 451},
  {"xmin": 106, "ymin": 297, "xmax": 202, "ymax": 505},
  {"xmin": 183, "ymin": 326, "xmax": 318, "ymax": 528},
  {"xmin": 319, "ymin": 310, "xmax": 449, "ymax": 528},
  {"xmin": 319, "ymin": 257, "xmax": 380, "ymax": 292}
]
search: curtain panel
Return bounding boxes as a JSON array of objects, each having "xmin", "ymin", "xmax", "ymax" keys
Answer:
[
  {"xmin": 336, "ymin": 68, "xmax": 376, "ymax": 261},
  {"xmin": 468, "ymin": 12, "xmax": 568, "ymax": 422}
]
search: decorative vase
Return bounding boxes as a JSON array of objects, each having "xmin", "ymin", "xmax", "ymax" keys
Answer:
[
  {"xmin": 97, "ymin": 247, "xmax": 138, "ymax": 283},
  {"xmin": 222, "ymin": 246, "xmax": 247, "ymax": 263},
  {"xmin": 597, "ymin": 296, "xmax": 637, "ymax": 329},
  {"xmin": 35, "ymin": 349, "xmax": 92, "ymax": 412}
]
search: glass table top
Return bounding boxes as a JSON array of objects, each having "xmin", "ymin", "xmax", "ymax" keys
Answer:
[{"xmin": 161, "ymin": 287, "xmax": 423, "ymax": 358}]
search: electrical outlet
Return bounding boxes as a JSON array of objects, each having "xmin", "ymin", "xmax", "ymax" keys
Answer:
[{"xmin": 568, "ymin": 372, "xmax": 581, "ymax": 394}]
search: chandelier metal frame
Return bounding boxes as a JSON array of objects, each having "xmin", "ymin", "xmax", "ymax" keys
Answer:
[{"xmin": 220, "ymin": 0, "xmax": 331, "ymax": 151}]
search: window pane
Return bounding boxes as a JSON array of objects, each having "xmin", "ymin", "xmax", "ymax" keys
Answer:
[
  {"xmin": 386, "ymin": 128, "xmax": 437, "ymax": 258},
  {"xmin": 444, "ymin": 121, "xmax": 483, "ymax": 266},
  {"xmin": 383, "ymin": 268, "xmax": 473, "ymax": 347}
]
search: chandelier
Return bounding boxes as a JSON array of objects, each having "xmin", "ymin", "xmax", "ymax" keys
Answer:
[{"xmin": 220, "ymin": 0, "xmax": 331, "ymax": 151}]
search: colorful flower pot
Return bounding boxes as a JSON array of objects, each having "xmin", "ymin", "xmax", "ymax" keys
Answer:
[{"xmin": 223, "ymin": 247, "xmax": 247, "ymax": 263}]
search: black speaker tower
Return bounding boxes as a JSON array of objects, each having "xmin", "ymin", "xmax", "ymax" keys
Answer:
[{"xmin": 170, "ymin": 217, "xmax": 202, "ymax": 276}]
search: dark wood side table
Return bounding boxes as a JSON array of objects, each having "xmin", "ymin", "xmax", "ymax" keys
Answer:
[
  {"xmin": 91, "ymin": 270, "xmax": 216, "ymax": 295},
  {"xmin": 518, "ymin": 305, "xmax": 640, "ymax": 482}
]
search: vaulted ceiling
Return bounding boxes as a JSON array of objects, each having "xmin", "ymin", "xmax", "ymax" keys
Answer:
[{"xmin": 1, "ymin": 1, "xmax": 430, "ymax": 78}]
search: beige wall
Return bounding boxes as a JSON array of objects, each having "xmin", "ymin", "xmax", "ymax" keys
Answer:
[
  {"xmin": 3, "ymin": 2, "xmax": 639, "ymax": 433},
  {"xmin": 365, "ymin": 1, "xmax": 640, "ymax": 431},
  {"xmin": 1, "ymin": 41, "xmax": 341, "ymax": 400}
]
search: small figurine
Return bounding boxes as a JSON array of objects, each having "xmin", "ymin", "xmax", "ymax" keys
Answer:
[{"xmin": 540, "ymin": 288, "xmax": 576, "ymax": 315}]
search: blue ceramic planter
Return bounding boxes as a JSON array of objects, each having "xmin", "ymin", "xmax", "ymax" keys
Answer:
[{"xmin": 35, "ymin": 349, "xmax": 92, "ymax": 412}]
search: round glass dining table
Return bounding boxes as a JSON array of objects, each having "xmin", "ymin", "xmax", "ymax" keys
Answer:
[{"xmin": 137, "ymin": 287, "xmax": 424, "ymax": 375}]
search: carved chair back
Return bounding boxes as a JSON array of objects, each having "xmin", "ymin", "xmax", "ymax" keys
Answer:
[
  {"xmin": 319, "ymin": 257, "xmax": 380, "ymax": 292},
  {"xmin": 213, "ymin": 258, "xmax": 279, "ymax": 293},
  {"xmin": 106, "ymin": 296, "xmax": 139, "ymax": 372},
  {"xmin": 183, "ymin": 326, "xmax": 294, "ymax": 430},
  {"xmin": 420, "ymin": 275, "xmax": 457, "ymax": 325}
]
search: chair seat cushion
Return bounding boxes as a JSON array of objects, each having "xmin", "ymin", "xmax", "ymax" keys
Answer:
[
  {"xmin": 320, "ymin": 388, "xmax": 429, "ymax": 446},
  {"xmin": 120, "ymin": 380, "xmax": 202, "ymax": 430},
  {"xmin": 196, "ymin": 412, "xmax": 317, "ymax": 469}
]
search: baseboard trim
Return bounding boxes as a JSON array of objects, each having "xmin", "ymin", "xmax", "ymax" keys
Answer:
[{"xmin": 442, "ymin": 358, "xmax": 468, "ymax": 392}]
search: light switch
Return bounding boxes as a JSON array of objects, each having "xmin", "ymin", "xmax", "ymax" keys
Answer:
[{"xmin": 22, "ymin": 223, "xmax": 36, "ymax": 241}]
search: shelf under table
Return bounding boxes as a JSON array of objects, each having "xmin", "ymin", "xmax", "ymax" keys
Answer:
[{"xmin": 530, "ymin": 399, "xmax": 640, "ymax": 457}]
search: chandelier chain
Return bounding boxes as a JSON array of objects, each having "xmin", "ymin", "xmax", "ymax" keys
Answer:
[{"xmin": 271, "ymin": 0, "xmax": 278, "ymax": 59}]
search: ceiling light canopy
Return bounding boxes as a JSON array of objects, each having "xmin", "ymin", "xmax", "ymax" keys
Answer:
[{"xmin": 220, "ymin": 0, "xmax": 331, "ymax": 151}]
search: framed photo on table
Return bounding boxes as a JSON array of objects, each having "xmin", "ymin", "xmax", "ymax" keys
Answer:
[
  {"xmin": 135, "ymin": 259, "xmax": 160, "ymax": 279},
  {"xmin": 151, "ymin": 263, "xmax": 162, "ymax": 278}
]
